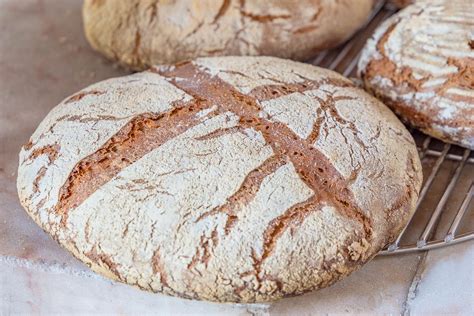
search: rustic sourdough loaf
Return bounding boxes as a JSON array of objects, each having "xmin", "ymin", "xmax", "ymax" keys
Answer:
[
  {"xmin": 82, "ymin": 0, "xmax": 374, "ymax": 70},
  {"xmin": 18, "ymin": 56, "xmax": 422, "ymax": 302},
  {"xmin": 358, "ymin": 0, "xmax": 474, "ymax": 149}
]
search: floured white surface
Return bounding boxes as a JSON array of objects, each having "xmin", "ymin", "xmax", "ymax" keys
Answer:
[
  {"xmin": 0, "ymin": 256, "xmax": 268, "ymax": 316},
  {"xmin": 404, "ymin": 242, "xmax": 474, "ymax": 315}
]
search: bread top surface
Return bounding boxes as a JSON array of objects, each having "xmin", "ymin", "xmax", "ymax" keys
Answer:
[
  {"xmin": 18, "ymin": 56, "xmax": 421, "ymax": 302},
  {"xmin": 358, "ymin": 0, "xmax": 474, "ymax": 149},
  {"xmin": 82, "ymin": 0, "xmax": 373, "ymax": 69}
]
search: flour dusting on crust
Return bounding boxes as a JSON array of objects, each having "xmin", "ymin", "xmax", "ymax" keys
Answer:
[{"xmin": 18, "ymin": 56, "xmax": 422, "ymax": 303}]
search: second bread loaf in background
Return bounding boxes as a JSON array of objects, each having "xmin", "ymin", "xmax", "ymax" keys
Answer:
[{"xmin": 83, "ymin": 0, "xmax": 373, "ymax": 70}]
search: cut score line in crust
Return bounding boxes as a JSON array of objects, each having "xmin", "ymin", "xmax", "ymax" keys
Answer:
[{"xmin": 50, "ymin": 61, "xmax": 374, "ymax": 270}]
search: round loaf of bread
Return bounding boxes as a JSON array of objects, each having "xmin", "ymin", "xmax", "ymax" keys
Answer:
[
  {"xmin": 82, "ymin": 0, "xmax": 374, "ymax": 69},
  {"xmin": 17, "ymin": 56, "xmax": 422, "ymax": 303},
  {"xmin": 358, "ymin": 0, "xmax": 474, "ymax": 149}
]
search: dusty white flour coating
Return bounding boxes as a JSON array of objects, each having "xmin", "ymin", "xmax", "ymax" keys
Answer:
[
  {"xmin": 358, "ymin": 0, "xmax": 474, "ymax": 149},
  {"xmin": 17, "ymin": 72, "xmax": 192, "ymax": 231},
  {"xmin": 82, "ymin": 0, "xmax": 374, "ymax": 69},
  {"xmin": 18, "ymin": 56, "xmax": 422, "ymax": 303}
]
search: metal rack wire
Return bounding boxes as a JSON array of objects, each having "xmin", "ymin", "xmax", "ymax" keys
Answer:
[{"xmin": 309, "ymin": 0, "xmax": 474, "ymax": 255}]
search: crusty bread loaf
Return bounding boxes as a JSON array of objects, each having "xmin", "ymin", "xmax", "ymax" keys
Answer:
[
  {"xmin": 358, "ymin": 0, "xmax": 474, "ymax": 149},
  {"xmin": 17, "ymin": 56, "xmax": 422, "ymax": 303},
  {"xmin": 82, "ymin": 0, "xmax": 374, "ymax": 70}
]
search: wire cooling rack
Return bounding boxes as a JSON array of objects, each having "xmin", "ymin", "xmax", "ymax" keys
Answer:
[{"xmin": 308, "ymin": 0, "xmax": 474, "ymax": 255}]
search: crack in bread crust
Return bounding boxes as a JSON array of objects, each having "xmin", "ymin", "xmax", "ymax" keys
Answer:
[
  {"xmin": 55, "ymin": 62, "xmax": 372, "ymax": 241},
  {"xmin": 55, "ymin": 99, "xmax": 210, "ymax": 225},
  {"xmin": 65, "ymin": 90, "xmax": 105, "ymax": 104},
  {"xmin": 49, "ymin": 60, "xmax": 381, "ymax": 300},
  {"xmin": 24, "ymin": 143, "xmax": 60, "ymax": 165},
  {"xmin": 25, "ymin": 143, "xmax": 61, "ymax": 201},
  {"xmin": 441, "ymin": 57, "xmax": 474, "ymax": 102},
  {"xmin": 249, "ymin": 78, "xmax": 352, "ymax": 101},
  {"xmin": 187, "ymin": 228, "xmax": 219, "ymax": 271},
  {"xmin": 153, "ymin": 62, "xmax": 373, "ymax": 261},
  {"xmin": 84, "ymin": 245, "xmax": 122, "ymax": 280},
  {"xmin": 260, "ymin": 195, "xmax": 322, "ymax": 262},
  {"xmin": 195, "ymin": 154, "xmax": 287, "ymax": 235},
  {"xmin": 193, "ymin": 126, "xmax": 247, "ymax": 141}
]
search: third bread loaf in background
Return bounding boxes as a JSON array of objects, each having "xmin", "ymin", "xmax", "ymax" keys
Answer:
[
  {"xmin": 83, "ymin": 0, "xmax": 374, "ymax": 70},
  {"xmin": 358, "ymin": 0, "xmax": 474, "ymax": 149}
]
